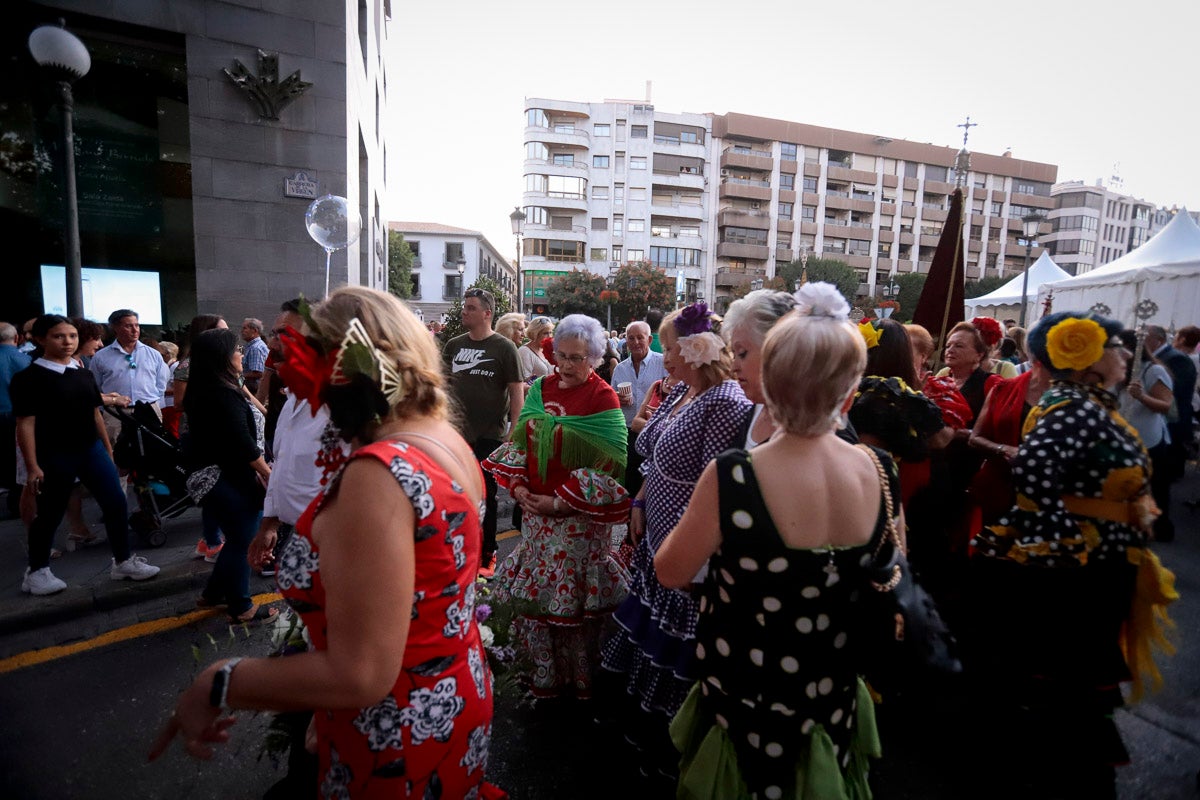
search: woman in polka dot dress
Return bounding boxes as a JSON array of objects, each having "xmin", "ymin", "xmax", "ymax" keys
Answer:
[
  {"xmin": 655, "ymin": 286, "xmax": 888, "ymax": 799},
  {"xmin": 968, "ymin": 311, "xmax": 1178, "ymax": 800},
  {"xmin": 600, "ymin": 302, "xmax": 751, "ymax": 777}
]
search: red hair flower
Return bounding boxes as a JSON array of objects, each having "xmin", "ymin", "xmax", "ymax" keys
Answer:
[
  {"xmin": 276, "ymin": 326, "xmax": 335, "ymax": 415},
  {"xmin": 971, "ymin": 316, "xmax": 1003, "ymax": 348}
]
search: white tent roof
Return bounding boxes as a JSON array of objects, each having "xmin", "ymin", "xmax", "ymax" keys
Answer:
[
  {"xmin": 966, "ymin": 252, "xmax": 1072, "ymax": 307},
  {"xmin": 1038, "ymin": 210, "xmax": 1200, "ymax": 327}
]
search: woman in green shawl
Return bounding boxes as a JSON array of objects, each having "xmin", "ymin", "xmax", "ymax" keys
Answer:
[{"xmin": 484, "ymin": 314, "xmax": 630, "ymax": 699}]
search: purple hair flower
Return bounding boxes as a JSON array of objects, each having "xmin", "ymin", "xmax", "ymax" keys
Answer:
[
  {"xmin": 674, "ymin": 302, "xmax": 713, "ymax": 337},
  {"xmin": 475, "ymin": 603, "xmax": 492, "ymax": 623}
]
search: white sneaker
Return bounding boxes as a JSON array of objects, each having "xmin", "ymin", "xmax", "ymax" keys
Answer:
[
  {"xmin": 22, "ymin": 567, "xmax": 67, "ymax": 596},
  {"xmin": 110, "ymin": 555, "xmax": 161, "ymax": 581}
]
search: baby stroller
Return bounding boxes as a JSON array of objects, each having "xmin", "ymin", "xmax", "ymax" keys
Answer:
[{"xmin": 107, "ymin": 404, "xmax": 194, "ymax": 547}]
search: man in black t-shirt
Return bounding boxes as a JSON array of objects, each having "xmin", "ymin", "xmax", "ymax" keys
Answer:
[{"xmin": 442, "ymin": 289, "xmax": 522, "ymax": 576}]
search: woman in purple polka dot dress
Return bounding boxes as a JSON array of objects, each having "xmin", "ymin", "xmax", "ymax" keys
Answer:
[
  {"xmin": 656, "ymin": 284, "xmax": 890, "ymax": 799},
  {"xmin": 599, "ymin": 302, "xmax": 750, "ymax": 779}
]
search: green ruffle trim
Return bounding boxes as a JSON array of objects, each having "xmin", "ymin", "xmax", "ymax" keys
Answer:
[{"xmin": 670, "ymin": 679, "xmax": 880, "ymax": 800}]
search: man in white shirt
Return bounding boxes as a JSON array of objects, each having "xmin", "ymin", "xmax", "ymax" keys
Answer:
[
  {"xmin": 90, "ymin": 308, "xmax": 170, "ymax": 445},
  {"xmin": 609, "ymin": 320, "xmax": 666, "ymax": 495}
]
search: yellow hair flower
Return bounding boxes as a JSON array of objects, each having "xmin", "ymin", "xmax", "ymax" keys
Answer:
[
  {"xmin": 858, "ymin": 320, "xmax": 881, "ymax": 349},
  {"xmin": 1046, "ymin": 317, "xmax": 1106, "ymax": 371}
]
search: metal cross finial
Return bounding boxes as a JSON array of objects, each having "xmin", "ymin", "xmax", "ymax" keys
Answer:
[{"xmin": 957, "ymin": 116, "xmax": 977, "ymax": 148}]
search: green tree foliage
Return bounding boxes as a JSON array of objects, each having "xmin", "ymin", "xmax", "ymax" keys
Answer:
[
  {"xmin": 893, "ymin": 272, "xmax": 928, "ymax": 323},
  {"xmin": 437, "ymin": 276, "xmax": 513, "ymax": 343},
  {"xmin": 546, "ymin": 269, "xmax": 606, "ymax": 320},
  {"xmin": 387, "ymin": 230, "xmax": 414, "ymax": 300},
  {"xmin": 611, "ymin": 262, "xmax": 676, "ymax": 328},
  {"xmin": 777, "ymin": 257, "xmax": 861, "ymax": 305},
  {"xmin": 964, "ymin": 275, "xmax": 1008, "ymax": 301}
]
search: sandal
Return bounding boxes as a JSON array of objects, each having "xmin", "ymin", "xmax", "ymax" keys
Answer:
[
  {"xmin": 50, "ymin": 548, "xmax": 63, "ymax": 559},
  {"xmin": 229, "ymin": 603, "xmax": 279, "ymax": 626}
]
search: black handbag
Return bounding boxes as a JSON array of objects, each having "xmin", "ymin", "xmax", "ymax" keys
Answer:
[{"xmin": 856, "ymin": 445, "xmax": 962, "ymax": 693}]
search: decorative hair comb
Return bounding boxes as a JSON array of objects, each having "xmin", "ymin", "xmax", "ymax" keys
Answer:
[{"xmin": 330, "ymin": 318, "xmax": 405, "ymax": 406}]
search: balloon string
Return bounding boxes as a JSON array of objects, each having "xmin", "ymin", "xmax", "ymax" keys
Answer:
[{"xmin": 324, "ymin": 248, "xmax": 332, "ymax": 297}]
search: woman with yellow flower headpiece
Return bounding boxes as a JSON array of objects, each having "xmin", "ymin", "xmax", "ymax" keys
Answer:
[{"xmin": 966, "ymin": 311, "xmax": 1177, "ymax": 799}]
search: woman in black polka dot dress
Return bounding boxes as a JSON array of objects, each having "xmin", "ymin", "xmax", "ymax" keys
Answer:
[
  {"xmin": 656, "ymin": 284, "xmax": 890, "ymax": 799},
  {"xmin": 968, "ymin": 311, "xmax": 1178, "ymax": 800}
]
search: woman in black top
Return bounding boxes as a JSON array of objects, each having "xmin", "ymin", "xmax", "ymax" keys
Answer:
[
  {"xmin": 12, "ymin": 315, "xmax": 160, "ymax": 595},
  {"xmin": 183, "ymin": 328, "xmax": 275, "ymax": 623}
]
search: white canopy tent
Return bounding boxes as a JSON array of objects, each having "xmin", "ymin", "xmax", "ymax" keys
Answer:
[
  {"xmin": 964, "ymin": 252, "xmax": 1072, "ymax": 324},
  {"xmin": 1038, "ymin": 210, "xmax": 1200, "ymax": 329}
]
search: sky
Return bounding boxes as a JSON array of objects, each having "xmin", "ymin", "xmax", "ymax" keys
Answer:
[{"xmin": 386, "ymin": 0, "xmax": 1199, "ymax": 260}]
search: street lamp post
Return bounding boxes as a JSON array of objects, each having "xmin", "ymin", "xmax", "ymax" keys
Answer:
[
  {"xmin": 456, "ymin": 256, "xmax": 466, "ymax": 295},
  {"xmin": 29, "ymin": 20, "xmax": 91, "ymax": 318},
  {"xmin": 1018, "ymin": 212, "xmax": 1044, "ymax": 327},
  {"xmin": 510, "ymin": 207, "xmax": 526, "ymax": 314},
  {"xmin": 799, "ymin": 244, "xmax": 810, "ymax": 287}
]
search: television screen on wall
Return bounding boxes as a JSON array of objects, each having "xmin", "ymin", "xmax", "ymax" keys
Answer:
[{"xmin": 40, "ymin": 266, "xmax": 164, "ymax": 325}]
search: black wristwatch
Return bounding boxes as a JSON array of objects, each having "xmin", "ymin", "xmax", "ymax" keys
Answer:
[{"xmin": 208, "ymin": 657, "xmax": 244, "ymax": 710}]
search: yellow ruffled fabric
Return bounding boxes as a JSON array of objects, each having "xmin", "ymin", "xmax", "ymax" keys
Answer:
[{"xmin": 1121, "ymin": 547, "xmax": 1179, "ymax": 702}]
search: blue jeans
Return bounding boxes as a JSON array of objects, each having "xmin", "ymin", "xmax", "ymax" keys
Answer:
[
  {"xmin": 28, "ymin": 439, "xmax": 130, "ymax": 570},
  {"xmin": 199, "ymin": 476, "xmax": 261, "ymax": 616},
  {"xmin": 201, "ymin": 504, "xmax": 223, "ymax": 548}
]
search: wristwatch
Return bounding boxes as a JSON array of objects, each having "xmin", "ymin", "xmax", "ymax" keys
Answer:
[{"xmin": 209, "ymin": 657, "xmax": 244, "ymax": 710}]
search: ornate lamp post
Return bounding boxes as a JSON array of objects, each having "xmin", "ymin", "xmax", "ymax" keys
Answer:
[
  {"xmin": 29, "ymin": 20, "xmax": 91, "ymax": 317},
  {"xmin": 600, "ymin": 273, "xmax": 620, "ymax": 332},
  {"xmin": 510, "ymin": 207, "xmax": 526, "ymax": 314},
  {"xmin": 799, "ymin": 243, "xmax": 810, "ymax": 287},
  {"xmin": 456, "ymin": 256, "xmax": 466, "ymax": 295},
  {"xmin": 1019, "ymin": 212, "xmax": 1044, "ymax": 327}
]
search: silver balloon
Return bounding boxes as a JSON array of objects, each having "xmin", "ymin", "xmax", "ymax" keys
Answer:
[{"xmin": 305, "ymin": 194, "xmax": 361, "ymax": 252}]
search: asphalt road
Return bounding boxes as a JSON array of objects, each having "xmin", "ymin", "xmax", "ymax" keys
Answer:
[{"xmin": 1, "ymin": 492, "xmax": 1198, "ymax": 799}]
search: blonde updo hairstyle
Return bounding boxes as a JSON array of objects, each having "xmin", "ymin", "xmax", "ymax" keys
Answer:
[
  {"xmin": 660, "ymin": 307, "xmax": 733, "ymax": 390},
  {"xmin": 495, "ymin": 312, "xmax": 526, "ymax": 343},
  {"xmin": 762, "ymin": 311, "xmax": 866, "ymax": 436},
  {"xmin": 310, "ymin": 286, "xmax": 450, "ymax": 441}
]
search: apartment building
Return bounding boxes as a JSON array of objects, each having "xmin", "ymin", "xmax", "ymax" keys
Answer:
[
  {"xmin": 388, "ymin": 222, "xmax": 516, "ymax": 322},
  {"xmin": 1043, "ymin": 181, "xmax": 1176, "ymax": 276},
  {"xmin": 521, "ymin": 99, "xmax": 1059, "ymax": 313}
]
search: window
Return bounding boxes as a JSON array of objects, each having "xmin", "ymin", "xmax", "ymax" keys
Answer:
[
  {"xmin": 525, "ymin": 174, "xmax": 547, "ymax": 193},
  {"xmin": 904, "ymin": 162, "xmax": 919, "ymax": 178},
  {"xmin": 823, "ymin": 239, "xmax": 846, "ymax": 254},
  {"xmin": 1056, "ymin": 192, "xmax": 1103, "ymax": 210},
  {"xmin": 627, "ymin": 249, "xmax": 644, "ymax": 261},
  {"xmin": 551, "ymin": 153, "xmax": 575, "ymax": 166},
  {"xmin": 629, "ymin": 188, "xmax": 646, "ymax": 201},
  {"xmin": 680, "ymin": 130, "xmax": 698, "ymax": 144},
  {"xmin": 802, "ymin": 177, "xmax": 818, "ymax": 192},
  {"xmin": 612, "ymin": 246, "xmax": 622, "ymax": 261},
  {"xmin": 524, "ymin": 239, "xmax": 585, "ymax": 262},
  {"xmin": 615, "ymin": 152, "xmax": 625, "ymax": 171},
  {"xmin": 650, "ymin": 247, "xmax": 701, "ymax": 268},
  {"xmin": 525, "ymin": 142, "xmax": 548, "ymax": 160},
  {"xmin": 628, "ymin": 219, "xmax": 645, "ymax": 232},
  {"xmin": 616, "ymin": 119, "xmax": 626, "ymax": 142},
  {"xmin": 590, "ymin": 247, "xmax": 607, "ymax": 261},
  {"xmin": 630, "ymin": 157, "xmax": 647, "ymax": 170},
  {"xmin": 878, "ymin": 242, "xmax": 891, "ymax": 258},
  {"xmin": 526, "ymin": 109, "xmax": 549, "ymax": 128},
  {"xmin": 523, "ymin": 206, "xmax": 548, "ymax": 225},
  {"xmin": 925, "ymin": 165, "xmax": 948, "ymax": 183},
  {"xmin": 801, "ymin": 206, "xmax": 816, "ymax": 221},
  {"xmin": 679, "ymin": 225, "xmax": 700, "ymax": 237},
  {"xmin": 593, "ymin": 155, "xmax": 610, "ymax": 168},
  {"xmin": 594, "ymin": 123, "xmax": 610, "ymax": 137},
  {"xmin": 651, "ymin": 223, "xmax": 672, "ymax": 237},
  {"xmin": 631, "ymin": 125, "xmax": 648, "ymax": 139},
  {"xmin": 614, "ymin": 184, "xmax": 625, "ymax": 203},
  {"xmin": 592, "ymin": 218, "xmax": 608, "ymax": 231},
  {"xmin": 613, "ymin": 217, "xmax": 623, "ymax": 236},
  {"xmin": 443, "ymin": 274, "xmax": 464, "ymax": 298},
  {"xmin": 592, "ymin": 186, "xmax": 609, "ymax": 199},
  {"xmin": 780, "ymin": 142, "xmax": 798, "ymax": 161},
  {"xmin": 722, "ymin": 227, "xmax": 768, "ymax": 246},
  {"xmin": 444, "ymin": 242, "xmax": 464, "ymax": 264},
  {"xmin": 547, "ymin": 175, "xmax": 586, "ymax": 198},
  {"xmin": 778, "ymin": 202, "xmax": 793, "ymax": 220},
  {"xmin": 1014, "ymin": 180, "xmax": 1051, "ymax": 197},
  {"xmin": 990, "ymin": 202, "xmax": 1002, "ymax": 215},
  {"xmin": 848, "ymin": 240, "xmax": 871, "ymax": 255},
  {"xmin": 553, "ymin": 123, "xmax": 575, "ymax": 133},
  {"xmin": 780, "ymin": 174, "xmax": 795, "ymax": 191}
]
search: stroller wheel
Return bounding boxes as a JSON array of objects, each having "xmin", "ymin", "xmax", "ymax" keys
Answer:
[{"xmin": 147, "ymin": 529, "xmax": 167, "ymax": 548}]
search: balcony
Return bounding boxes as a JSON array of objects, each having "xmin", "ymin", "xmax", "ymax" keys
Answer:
[
  {"xmin": 525, "ymin": 125, "xmax": 590, "ymax": 149},
  {"xmin": 527, "ymin": 222, "xmax": 589, "ymax": 241},
  {"xmin": 720, "ymin": 149, "xmax": 774, "ymax": 173},
  {"xmin": 715, "ymin": 266, "xmax": 767, "ymax": 288},
  {"xmin": 650, "ymin": 201, "xmax": 705, "ymax": 219},
  {"xmin": 524, "ymin": 189, "xmax": 588, "ymax": 212},
  {"xmin": 719, "ymin": 178, "xmax": 771, "ymax": 202},
  {"xmin": 526, "ymin": 157, "xmax": 589, "ymax": 176},
  {"xmin": 718, "ymin": 208, "xmax": 771, "ymax": 229},
  {"xmin": 716, "ymin": 241, "xmax": 769, "ymax": 260}
]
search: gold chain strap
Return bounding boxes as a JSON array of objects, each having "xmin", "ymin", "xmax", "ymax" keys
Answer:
[{"xmin": 856, "ymin": 444, "xmax": 902, "ymax": 592}]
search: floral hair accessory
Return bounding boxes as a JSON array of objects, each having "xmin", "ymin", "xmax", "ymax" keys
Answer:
[
  {"xmin": 276, "ymin": 326, "xmax": 334, "ymax": 415},
  {"xmin": 1045, "ymin": 317, "xmax": 1106, "ymax": 371},
  {"xmin": 858, "ymin": 320, "xmax": 882, "ymax": 349},
  {"xmin": 971, "ymin": 316, "xmax": 1003, "ymax": 348},
  {"xmin": 331, "ymin": 318, "xmax": 405, "ymax": 407},
  {"xmin": 674, "ymin": 302, "xmax": 714, "ymax": 337},
  {"xmin": 794, "ymin": 282, "xmax": 850, "ymax": 321},
  {"xmin": 677, "ymin": 331, "xmax": 725, "ymax": 368}
]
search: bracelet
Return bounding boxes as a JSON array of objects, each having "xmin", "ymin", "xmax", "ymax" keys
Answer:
[
  {"xmin": 552, "ymin": 497, "xmax": 563, "ymax": 513},
  {"xmin": 630, "ymin": 499, "xmax": 645, "ymax": 509}
]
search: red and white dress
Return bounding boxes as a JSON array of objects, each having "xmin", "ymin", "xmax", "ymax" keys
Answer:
[
  {"xmin": 484, "ymin": 373, "xmax": 629, "ymax": 698},
  {"xmin": 278, "ymin": 439, "xmax": 504, "ymax": 799}
]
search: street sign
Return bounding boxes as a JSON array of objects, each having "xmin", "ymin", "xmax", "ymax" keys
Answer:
[{"xmin": 284, "ymin": 171, "xmax": 318, "ymax": 199}]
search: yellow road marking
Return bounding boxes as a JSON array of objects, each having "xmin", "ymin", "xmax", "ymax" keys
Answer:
[
  {"xmin": 497, "ymin": 529, "xmax": 521, "ymax": 542},
  {"xmin": 0, "ymin": 592, "xmax": 283, "ymax": 675}
]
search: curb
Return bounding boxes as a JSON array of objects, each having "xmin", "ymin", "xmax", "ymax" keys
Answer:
[{"xmin": 0, "ymin": 560, "xmax": 215, "ymax": 637}]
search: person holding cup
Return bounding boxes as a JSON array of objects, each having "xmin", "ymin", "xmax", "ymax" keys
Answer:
[{"xmin": 609, "ymin": 320, "xmax": 667, "ymax": 495}]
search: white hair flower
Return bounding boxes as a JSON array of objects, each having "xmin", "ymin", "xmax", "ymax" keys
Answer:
[
  {"xmin": 793, "ymin": 282, "xmax": 850, "ymax": 321},
  {"xmin": 677, "ymin": 331, "xmax": 725, "ymax": 368}
]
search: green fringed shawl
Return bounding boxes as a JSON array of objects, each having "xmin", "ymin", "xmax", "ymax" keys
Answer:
[{"xmin": 513, "ymin": 378, "xmax": 628, "ymax": 482}]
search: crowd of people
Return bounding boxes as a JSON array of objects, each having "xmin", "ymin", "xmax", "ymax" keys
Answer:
[{"xmin": 4, "ymin": 279, "xmax": 1191, "ymax": 798}]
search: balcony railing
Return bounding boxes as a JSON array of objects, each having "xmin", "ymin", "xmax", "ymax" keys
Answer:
[
  {"xmin": 826, "ymin": 189, "xmax": 850, "ymax": 198},
  {"xmin": 724, "ymin": 146, "xmax": 773, "ymax": 159},
  {"xmin": 722, "ymin": 177, "xmax": 771, "ymax": 188}
]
